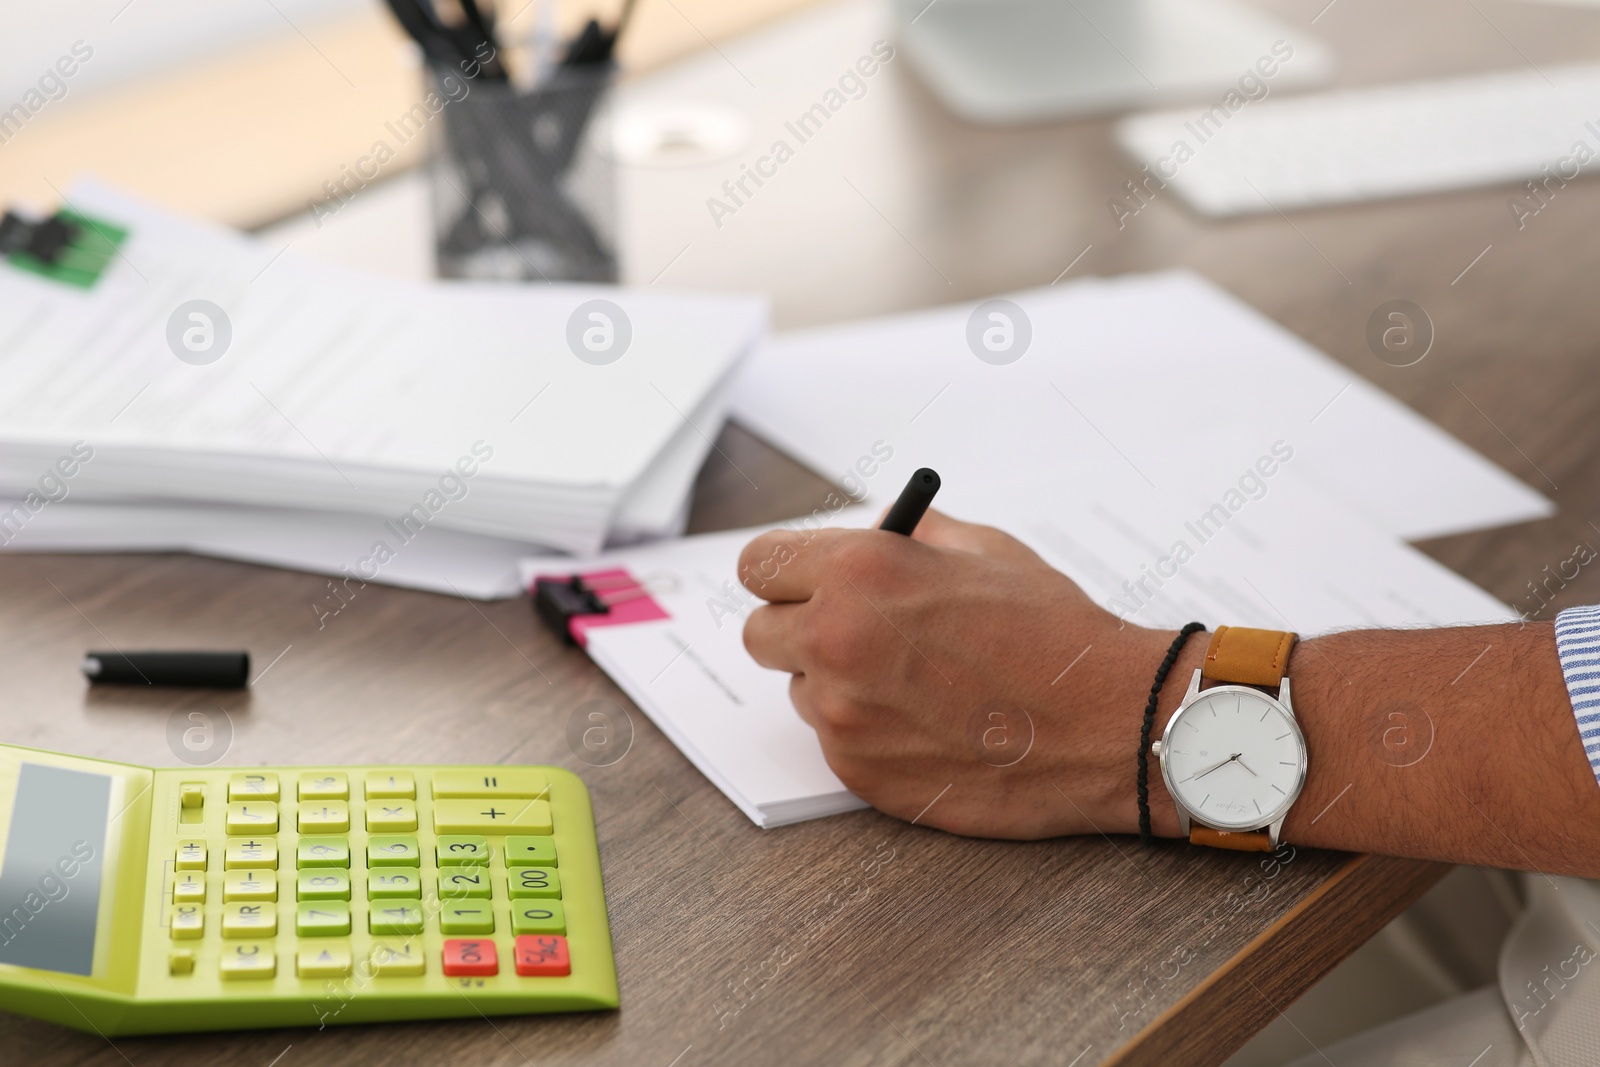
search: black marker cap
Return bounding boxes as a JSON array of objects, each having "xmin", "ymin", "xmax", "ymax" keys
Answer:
[{"xmin": 81, "ymin": 651, "xmax": 250, "ymax": 689}]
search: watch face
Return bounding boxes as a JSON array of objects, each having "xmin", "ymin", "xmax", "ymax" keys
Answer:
[{"xmin": 1159, "ymin": 686, "xmax": 1306, "ymax": 832}]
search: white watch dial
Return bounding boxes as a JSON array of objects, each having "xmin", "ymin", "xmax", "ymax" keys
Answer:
[{"xmin": 1160, "ymin": 686, "xmax": 1306, "ymax": 831}]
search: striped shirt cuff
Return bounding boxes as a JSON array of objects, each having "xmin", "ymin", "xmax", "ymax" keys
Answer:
[{"xmin": 1556, "ymin": 605, "xmax": 1600, "ymax": 791}]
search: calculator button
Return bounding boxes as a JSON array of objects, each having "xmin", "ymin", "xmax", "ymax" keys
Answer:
[
  {"xmin": 365, "ymin": 800, "xmax": 419, "ymax": 833},
  {"xmin": 368, "ymin": 870, "xmax": 423, "ymax": 899},
  {"xmin": 514, "ymin": 935, "xmax": 571, "ymax": 977},
  {"xmin": 506, "ymin": 866, "xmax": 561, "ymax": 899},
  {"xmin": 220, "ymin": 943, "xmax": 276, "ymax": 980},
  {"xmin": 510, "ymin": 900, "xmax": 566, "ymax": 935},
  {"xmin": 433, "ymin": 799, "xmax": 552, "ymax": 835},
  {"xmin": 441, "ymin": 939, "xmax": 498, "ymax": 977},
  {"xmin": 297, "ymin": 838, "xmax": 350, "ymax": 868},
  {"xmin": 172, "ymin": 871, "xmax": 206, "ymax": 903},
  {"xmin": 298, "ymin": 772, "xmax": 349, "ymax": 801},
  {"xmin": 503, "ymin": 836, "xmax": 558, "ymax": 867},
  {"xmin": 228, "ymin": 773, "xmax": 280, "ymax": 802},
  {"xmin": 169, "ymin": 949, "xmax": 197, "ymax": 976},
  {"xmin": 298, "ymin": 802, "xmax": 350, "ymax": 834},
  {"xmin": 432, "ymin": 770, "xmax": 548, "ymax": 799},
  {"xmin": 297, "ymin": 870, "xmax": 352, "ymax": 901},
  {"xmin": 435, "ymin": 835, "xmax": 490, "ymax": 865},
  {"xmin": 370, "ymin": 941, "xmax": 425, "ymax": 977},
  {"xmin": 175, "ymin": 840, "xmax": 208, "ymax": 871},
  {"xmin": 440, "ymin": 902, "xmax": 495, "ymax": 935},
  {"xmin": 297, "ymin": 902, "xmax": 352, "ymax": 937},
  {"xmin": 170, "ymin": 904, "xmax": 205, "ymax": 939},
  {"xmin": 226, "ymin": 801, "xmax": 279, "ymax": 835},
  {"xmin": 369, "ymin": 904, "xmax": 426, "ymax": 935},
  {"xmin": 179, "ymin": 783, "xmax": 205, "ymax": 809},
  {"xmin": 225, "ymin": 839, "xmax": 279, "ymax": 870},
  {"xmin": 222, "ymin": 902, "xmax": 277, "ymax": 938},
  {"xmin": 364, "ymin": 771, "xmax": 415, "ymax": 799},
  {"xmin": 223, "ymin": 870, "xmax": 277, "ymax": 902},
  {"xmin": 297, "ymin": 944, "xmax": 353, "ymax": 978},
  {"xmin": 438, "ymin": 867, "xmax": 491, "ymax": 899},
  {"xmin": 366, "ymin": 836, "xmax": 421, "ymax": 867}
]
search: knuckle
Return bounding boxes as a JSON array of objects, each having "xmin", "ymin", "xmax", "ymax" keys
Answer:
[
  {"xmin": 826, "ymin": 535, "xmax": 898, "ymax": 593},
  {"xmin": 807, "ymin": 611, "xmax": 867, "ymax": 673},
  {"xmin": 806, "ymin": 687, "xmax": 854, "ymax": 730}
]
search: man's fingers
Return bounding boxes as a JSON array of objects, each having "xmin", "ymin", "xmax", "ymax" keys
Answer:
[
  {"xmin": 788, "ymin": 673, "xmax": 820, "ymax": 729},
  {"xmin": 743, "ymin": 602, "xmax": 809, "ymax": 673},
  {"xmin": 910, "ymin": 508, "xmax": 1043, "ymax": 566},
  {"xmin": 737, "ymin": 527, "xmax": 858, "ymax": 602}
]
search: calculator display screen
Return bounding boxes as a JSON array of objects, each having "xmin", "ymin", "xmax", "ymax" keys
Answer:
[{"xmin": 0, "ymin": 763, "xmax": 111, "ymax": 975}]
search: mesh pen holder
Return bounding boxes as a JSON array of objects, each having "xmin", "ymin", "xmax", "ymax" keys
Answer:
[{"xmin": 429, "ymin": 63, "xmax": 618, "ymax": 283}]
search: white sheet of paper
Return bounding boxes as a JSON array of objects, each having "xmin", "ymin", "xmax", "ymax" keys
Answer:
[{"xmin": 731, "ymin": 270, "xmax": 1552, "ymax": 543}]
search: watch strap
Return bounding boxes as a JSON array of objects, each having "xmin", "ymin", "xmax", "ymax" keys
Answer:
[
  {"xmin": 1189, "ymin": 827, "xmax": 1274, "ymax": 852},
  {"xmin": 1201, "ymin": 625, "xmax": 1297, "ymax": 689},
  {"xmin": 1188, "ymin": 625, "xmax": 1298, "ymax": 853}
]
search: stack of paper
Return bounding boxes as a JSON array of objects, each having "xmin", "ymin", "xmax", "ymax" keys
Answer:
[
  {"xmin": 0, "ymin": 183, "xmax": 766, "ymax": 594},
  {"xmin": 522, "ymin": 271, "xmax": 1553, "ymax": 826}
]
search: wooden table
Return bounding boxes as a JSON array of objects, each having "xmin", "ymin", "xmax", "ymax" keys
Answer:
[{"xmin": 5, "ymin": 0, "xmax": 1600, "ymax": 1063}]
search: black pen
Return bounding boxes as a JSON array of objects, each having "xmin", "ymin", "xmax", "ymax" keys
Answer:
[
  {"xmin": 879, "ymin": 468, "xmax": 941, "ymax": 535},
  {"xmin": 81, "ymin": 651, "xmax": 251, "ymax": 689}
]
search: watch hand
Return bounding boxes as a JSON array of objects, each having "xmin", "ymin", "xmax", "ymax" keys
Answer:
[
  {"xmin": 1193, "ymin": 753, "xmax": 1243, "ymax": 780},
  {"xmin": 1235, "ymin": 757, "xmax": 1258, "ymax": 777}
]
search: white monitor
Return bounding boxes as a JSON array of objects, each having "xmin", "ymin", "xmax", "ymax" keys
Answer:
[{"xmin": 890, "ymin": 0, "xmax": 1333, "ymax": 123}]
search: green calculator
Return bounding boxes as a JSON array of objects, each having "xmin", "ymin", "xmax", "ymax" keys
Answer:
[{"xmin": 0, "ymin": 743, "xmax": 618, "ymax": 1034}]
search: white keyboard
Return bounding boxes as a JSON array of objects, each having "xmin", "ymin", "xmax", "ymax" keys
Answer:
[{"xmin": 1115, "ymin": 63, "xmax": 1600, "ymax": 216}]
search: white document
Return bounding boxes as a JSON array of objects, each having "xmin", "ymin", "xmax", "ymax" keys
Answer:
[
  {"xmin": 0, "ymin": 497, "xmax": 548, "ymax": 600},
  {"xmin": 0, "ymin": 181, "xmax": 767, "ymax": 555},
  {"xmin": 731, "ymin": 271, "xmax": 1552, "ymax": 543},
  {"xmin": 0, "ymin": 357, "xmax": 740, "ymax": 597},
  {"xmin": 523, "ymin": 483, "xmax": 1513, "ymax": 827}
]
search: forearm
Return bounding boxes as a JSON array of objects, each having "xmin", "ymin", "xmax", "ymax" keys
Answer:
[{"xmin": 1150, "ymin": 622, "xmax": 1600, "ymax": 876}]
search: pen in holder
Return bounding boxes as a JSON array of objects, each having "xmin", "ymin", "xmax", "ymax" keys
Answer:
[{"xmin": 429, "ymin": 62, "xmax": 618, "ymax": 282}]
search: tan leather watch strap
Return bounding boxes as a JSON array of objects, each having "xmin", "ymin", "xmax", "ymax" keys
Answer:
[
  {"xmin": 1201, "ymin": 625, "xmax": 1297, "ymax": 689},
  {"xmin": 1187, "ymin": 626, "xmax": 1299, "ymax": 853},
  {"xmin": 1189, "ymin": 827, "xmax": 1274, "ymax": 852}
]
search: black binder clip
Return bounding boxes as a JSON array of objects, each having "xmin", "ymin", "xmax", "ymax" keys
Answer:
[
  {"xmin": 0, "ymin": 209, "xmax": 78, "ymax": 265},
  {"xmin": 533, "ymin": 575, "xmax": 608, "ymax": 644},
  {"xmin": 532, "ymin": 572, "xmax": 672, "ymax": 645}
]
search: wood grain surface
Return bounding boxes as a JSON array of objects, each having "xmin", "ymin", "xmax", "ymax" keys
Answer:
[{"xmin": 4, "ymin": 0, "xmax": 1600, "ymax": 1064}]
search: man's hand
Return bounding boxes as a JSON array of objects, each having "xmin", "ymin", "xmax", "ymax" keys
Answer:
[
  {"xmin": 737, "ymin": 510, "xmax": 1600, "ymax": 877},
  {"xmin": 738, "ymin": 510, "xmax": 1188, "ymax": 840}
]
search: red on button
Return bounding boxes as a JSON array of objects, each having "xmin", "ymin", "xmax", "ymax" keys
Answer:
[
  {"xmin": 514, "ymin": 935, "xmax": 571, "ymax": 977},
  {"xmin": 442, "ymin": 939, "xmax": 498, "ymax": 977}
]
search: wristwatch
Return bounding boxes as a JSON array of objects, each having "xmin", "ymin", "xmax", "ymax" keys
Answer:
[{"xmin": 1151, "ymin": 626, "xmax": 1305, "ymax": 852}]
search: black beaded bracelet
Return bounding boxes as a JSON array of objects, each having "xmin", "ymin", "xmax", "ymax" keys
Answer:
[{"xmin": 1138, "ymin": 622, "xmax": 1206, "ymax": 845}]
